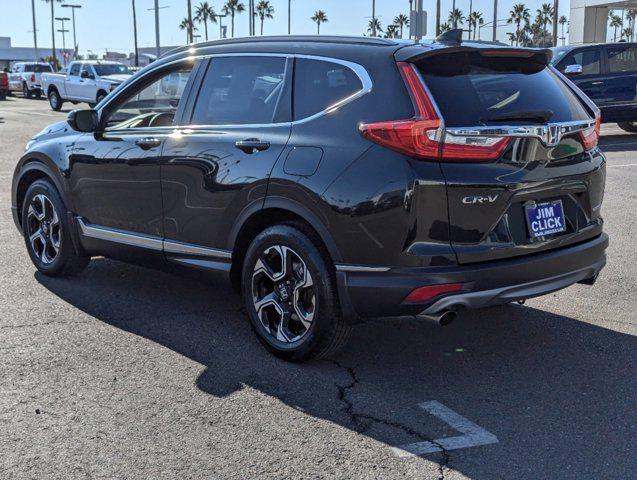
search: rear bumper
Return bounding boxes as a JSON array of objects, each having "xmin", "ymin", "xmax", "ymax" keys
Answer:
[{"xmin": 336, "ymin": 233, "xmax": 608, "ymax": 321}]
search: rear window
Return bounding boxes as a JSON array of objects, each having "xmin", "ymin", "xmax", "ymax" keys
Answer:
[
  {"xmin": 607, "ymin": 46, "xmax": 637, "ymax": 73},
  {"xmin": 25, "ymin": 64, "xmax": 52, "ymax": 73},
  {"xmin": 418, "ymin": 52, "xmax": 591, "ymax": 127}
]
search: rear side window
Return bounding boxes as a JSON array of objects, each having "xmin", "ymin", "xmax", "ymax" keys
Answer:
[
  {"xmin": 561, "ymin": 49, "xmax": 601, "ymax": 75},
  {"xmin": 293, "ymin": 58, "xmax": 363, "ymax": 120},
  {"xmin": 607, "ymin": 46, "xmax": 637, "ymax": 73},
  {"xmin": 191, "ymin": 56, "xmax": 287, "ymax": 125},
  {"xmin": 25, "ymin": 64, "xmax": 52, "ymax": 73},
  {"xmin": 419, "ymin": 52, "xmax": 591, "ymax": 127}
]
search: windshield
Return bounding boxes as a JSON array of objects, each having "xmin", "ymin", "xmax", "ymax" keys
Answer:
[
  {"xmin": 93, "ymin": 64, "xmax": 133, "ymax": 76},
  {"xmin": 418, "ymin": 51, "xmax": 591, "ymax": 127},
  {"xmin": 25, "ymin": 64, "xmax": 52, "ymax": 73}
]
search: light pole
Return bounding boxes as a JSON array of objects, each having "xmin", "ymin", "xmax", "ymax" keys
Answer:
[
  {"xmin": 372, "ymin": 0, "xmax": 376, "ymax": 37},
  {"xmin": 55, "ymin": 17, "xmax": 70, "ymax": 66},
  {"xmin": 213, "ymin": 13, "xmax": 228, "ymax": 38},
  {"xmin": 148, "ymin": 2, "xmax": 169, "ymax": 59},
  {"xmin": 288, "ymin": 0, "xmax": 291, "ymax": 35},
  {"xmin": 31, "ymin": 0, "xmax": 39, "ymax": 60},
  {"xmin": 492, "ymin": 0, "xmax": 498, "ymax": 42},
  {"xmin": 187, "ymin": 0, "xmax": 193, "ymax": 43},
  {"xmin": 62, "ymin": 4, "xmax": 81, "ymax": 59}
]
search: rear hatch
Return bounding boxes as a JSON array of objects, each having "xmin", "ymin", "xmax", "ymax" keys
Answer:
[{"xmin": 364, "ymin": 46, "xmax": 606, "ymax": 265}]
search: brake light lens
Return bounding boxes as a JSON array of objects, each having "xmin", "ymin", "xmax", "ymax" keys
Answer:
[
  {"xmin": 30, "ymin": 74, "xmax": 36, "ymax": 82},
  {"xmin": 359, "ymin": 62, "xmax": 509, "ymax": 162},
  {"xmin": 579, "ymin": 114, "xmax": 601, "ymax": 151},
  {"xmin": 403, "ymin": 283, "xmax": 464, "ymax": 303}
]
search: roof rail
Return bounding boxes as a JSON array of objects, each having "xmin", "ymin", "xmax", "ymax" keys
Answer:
[{"xmin": 161, "ymin": 35, "xmax": 400, "ymax": 58}]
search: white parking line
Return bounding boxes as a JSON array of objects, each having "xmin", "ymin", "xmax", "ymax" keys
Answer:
[
  {"xmin": 391, "ymin": 401, "xmax": 498, "ymax": 458},
  {"xmin": 607, "ymin": 164, "xmax": 637, "ymax": 168}
]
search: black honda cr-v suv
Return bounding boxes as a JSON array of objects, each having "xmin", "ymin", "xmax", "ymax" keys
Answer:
[{"xmin": 11, "ymin": 34, "xmax": 608, "ymax": 361}]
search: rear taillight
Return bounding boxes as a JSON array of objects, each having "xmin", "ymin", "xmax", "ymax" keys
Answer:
[
  {"xmin": 359, "ymin": 62, "xmax": 509, "ymax": 162},
  {"xmin": 579, "ymin": 114, "xmax": 601, "ymax": 151},
  {"xmin": 403, "ymin": 283, "xmax": 464, "ymax": 303},
  {"xmin": 30, "ymin": 74, "xmax": 36, "ymax": 82}
]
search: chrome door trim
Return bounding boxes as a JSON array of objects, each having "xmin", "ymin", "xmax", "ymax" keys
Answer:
[
  {"xmin": 335, "ymin": 264, "xmax": 391, "ymax": 273},
  {"xmin": 77, "ymin": 218, "xmax": 232, "ymax": 259},
  {"xmin": 77, "ymin": 218, "xmax": 164, "ymax": 251}
]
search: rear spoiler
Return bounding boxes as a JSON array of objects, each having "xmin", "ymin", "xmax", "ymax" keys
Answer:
[{"xmin": 395, "ymin": 45, "xmax": 552, "ymax": 67}]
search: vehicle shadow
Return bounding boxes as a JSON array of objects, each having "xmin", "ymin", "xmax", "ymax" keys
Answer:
[
  {"xmin": 599, "ymin": 133, "xmax": 637, "ymax": 152},
  {"xmin": 35, "ymin": 258, "xmax": 636, "ymax": 479}
]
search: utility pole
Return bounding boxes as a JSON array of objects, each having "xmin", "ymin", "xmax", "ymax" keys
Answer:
[
  {"xmin": 493, "ymin": 0, "xmax": 498, "ymax": 42},
  {"xmin": 372, "ymin": 0, "xmax": 376, "ymax": 37},
  {"xmin": 288, "ymin": 0, "xmax": 291, "ymax": 35},
  {"xmin": 452, "ymin": 0, "xmax": 456, "ymax": 28},
  {"xmin": 132, "ymin": 0, "xmax": 139, "ymax": 66},
  {"xmin": 31, "ymin": 0, "xmax": 39, "ymax": 61},
  {"xmin": 55, "ymin": 17, "xmax": 70, "ymax": 66},
  {"xmin": 49, "ymin": 0, "xmax": 58, "ymax": 70},
  {"xmin": 148, "ymin": 1, "xmax": 169, "ymax": 59},
  {"xmin": 62, "ymin": 4, "xmax": 81, "ymax": 59}
]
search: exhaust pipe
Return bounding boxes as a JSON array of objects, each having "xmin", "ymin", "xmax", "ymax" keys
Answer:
[{"xmin": 420, "ymin": 309, "xmax": 458, "ymax": 326}]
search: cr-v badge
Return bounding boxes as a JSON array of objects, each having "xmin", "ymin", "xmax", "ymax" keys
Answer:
[{"xmin": 462, "ymin": 194, "xmax": 499, "ymax": 204}]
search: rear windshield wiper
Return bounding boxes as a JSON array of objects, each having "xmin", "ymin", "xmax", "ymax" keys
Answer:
[{"xmin": 481, "ymin": 110, "xmax": 554, "ymax": 124}]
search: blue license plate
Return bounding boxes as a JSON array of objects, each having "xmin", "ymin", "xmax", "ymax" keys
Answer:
[{"xmin": 525, "ymin": 200, "xmax": 567, "ymax": 238}]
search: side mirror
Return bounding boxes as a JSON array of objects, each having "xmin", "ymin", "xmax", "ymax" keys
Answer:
[
  {"xmin": 67, "ymin": 109, "xmax": 98, "ymax": 133},
  {"xmin": 564, "ymin": 64, "xmax": 583, "ymax": 75},
  {"xmin": 81, "ymin": 70, "xmax": 94, "ymax": 79}
]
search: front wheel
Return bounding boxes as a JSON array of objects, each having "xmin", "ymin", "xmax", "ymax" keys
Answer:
[
  {"xmin": 21, "ymin": 179, "xmax": 90, "ymax": 277},
  {"xmin": 617, "ymin": 121, "xmax": 637, "ymax": 133},
  {"xmin": 242, "ymin": 224, "xmax": 351, "ymax": 362},
  {"xmin": 22, "ymin": 83, "xmax": 32, "ymax": 99},
  {"xmin": 48, "ymin": 89, "xmax": 63, "ymax": 111}
]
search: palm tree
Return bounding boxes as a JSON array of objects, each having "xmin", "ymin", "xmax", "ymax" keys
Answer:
[
  {"xmin": 535, "ymin": 3, "xmax": 553, "ymax": 47},
  {"xmin": 507, "ymin": 32, "xmax": 516, "ymax": 45},
  {"xmin": 385, "ymin": 24, "xmax": 399, "ymax": 39},
  {"xmin": 448, "ymin": 8, "xmax": 465, "ymax": 29},
  {"xmin": 367, "ymin": 18, "xmax": 383, "ymax": 37},
  {"xmin": 394, "ymin": 14, "xmax": 409, "ymax": 38},
  {"xmin": 552, "ymin": 0, "xmax": 559, "ymax": 47},
  {"xmin": 311, "ymin": 10, "xmax": 328, "ymax": 35},
  {"xmin": 440, "ymin": 22, "xmax": 451, "ymax": 34},
  {"xmin": 507, "ymin": 4, "xmax": 530, "ymax": 46},
  {"xmin": 131, "ymin": 0, "xmax": 139, "ymax": 66},
  {"xmin": 609, "ymin": 13, "xmax": 622, "ymax": 42},
  {"xmin": 623, "ymin": 27, "xmax": 633, "ymax": 41},
  {"xmin": 469, "ymin": 11, "xmax": 483, "ymax": 40},
  {"xmin": 43, "ymin": 0, "xmax": 62, "ymax": 70},
  {"xmin": 558, "ymin": 15, "xmax": 567, "ymax": 45},
  {"xmin": 187, "ymin": 0, "xmax": 194, "ymax": 43},
  {"xmin": 195, "ymin": 2, "xmax": 217, "ymax": 41},
  {"xmin": 223, "ymin": 0, "xmax": 245, "ymax": 38},
  {"xmin": 256, "ymin": 1, "xmax": 274, "ymax": 35},
  {"xmin": 627, "ymin": 9, "xmax": 637, "ymax": 41},
  {"xmin": 179, "ymin": 17, "xmax": 196, "ymax": 43}
]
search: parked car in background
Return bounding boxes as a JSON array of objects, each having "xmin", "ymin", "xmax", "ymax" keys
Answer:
[
  {"xmin": 0, "ymin": 70, "xmax": 9, "ymax": 100},
  {"xmin": 8, "ymin": 62, "xmax": 53, "ymax": 99},
  {"xmin": 12, "ymin": 36, "xmax": 607, "ymax": 361},
  {"xmin": 552, "ymin": 42, "xmax": 637, "ymax": 132},
  {"xmin": 41, "ymin": 61, "xmax": 133, "ymax": 111}
]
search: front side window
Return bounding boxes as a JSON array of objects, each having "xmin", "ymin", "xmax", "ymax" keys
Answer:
[
  {"xmin": 69, "ymin": 64, "xmax": 81, "ymax": 76},
  {"xmin": 104, "ymin": 67, "xmax": 193, "ymax": 130},
  {"xmin": 191, "ymin": 56, "xmax": 287, "ymax": 125},
  {"xmin": 562, "ymin": 49, "xmax": 601, "ymax": 75},
  {"xmin": 293, "ymin": 58, "xmax": 363, "ymax": 120},
  {"xmin": 607, "ymin": 46, "xmax": 637, "ymax": 73}
]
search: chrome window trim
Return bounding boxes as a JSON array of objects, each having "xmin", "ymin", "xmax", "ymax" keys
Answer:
[
  {"xmin": 77, "ymin": 218, "xmax": 232, "ymax": 259},
  {"xmin": 99, "ymin": 52, "xmax": 373, "ymax": 128},
  {"xmin": 445, "ymin": 119, "xmax": 595, "ymax": 147}
]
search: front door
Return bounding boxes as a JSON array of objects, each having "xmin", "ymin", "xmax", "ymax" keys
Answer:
[
  {"xmin": 560, "ymin": 47, "xmax": 607, "ymax": 106},
  {"xmin": 160, "ymin": 55, "xmax": 292, "ymax": 254},
  {"xmin": 68, "ymin": 61, "xmax": 197, "ymax": 237}
]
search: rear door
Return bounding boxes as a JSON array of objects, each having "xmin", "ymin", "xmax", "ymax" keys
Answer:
[
  {"xmin": 160, "ymin": 54, "xmax": 292, "ymax": 257},
  {"xmin": 415, "ymin": 49, "xmax": 605, "ymax": 264},
  {"xmin": 602, "ymin": 44, "xmax": 637, "ymax": 109},
  {"xmin": 558, "ymin": 47, "xmax": 608, "ymax": 107}
]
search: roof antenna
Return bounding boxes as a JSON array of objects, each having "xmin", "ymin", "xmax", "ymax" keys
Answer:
[{"xmin": 435, "ymin": 28, "xmax": 463, "ymax": 45}]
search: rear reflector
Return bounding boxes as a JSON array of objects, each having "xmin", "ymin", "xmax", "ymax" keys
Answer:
[
  {"xmin": 579, "ymin": 114, "xmax": 601, "ymax": 151},
  {"xmin": 403, "ymin": 283, "xmax": 463, "ymax": 303},
  {"xmin": 359, "ymin": 62, "xmax": 509, "ymax": 162}
]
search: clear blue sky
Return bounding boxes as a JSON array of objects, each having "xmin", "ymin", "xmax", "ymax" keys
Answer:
[{"xmin": 1, "ymin": 0, "xmax": 573, "ymax": 56}]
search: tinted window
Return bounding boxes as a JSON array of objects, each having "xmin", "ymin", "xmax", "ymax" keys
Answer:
[
  {"xmin": 294, "ymin": 59, "xmax": 363, "ymax": 120},
  {"xmin": 94, "ymin": 64, "xmax": 133, "ymax": 76},
  {"xmin": 69, "ymin": 64, "xmax": 81, "ymax": 76},
  {"xmin": 191, "ymin": 56, "xmax": 286, "ymax": 125},
  {"xmin": 105, "ymin": 67, "xmax": 193, "ymax": 130},
  {"xmin": 561, "ymin": 49, "xmax": 601, "ymax": 75},
  {"xmin": 24, "ymin": 64, "xmax": 52, "ymax": 73},
  {"xmin": 419, "ymin": 52, "xmax": 591, "ymax": 127},
  {"xmin": 607, "ymin": 46, "xmax": 637, "ymax": 73}
]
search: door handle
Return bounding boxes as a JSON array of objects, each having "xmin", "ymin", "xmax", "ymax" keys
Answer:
[
  {"xmin": 591, "ymin": 81, "xmax": 604, "ymax": 85},
  {"xmin": 135, "ymin": 137, "xmax": 162, "ymax": 150},
  {"xmin": 235, "ymin": 138, "xmax": 270, "ymax": 154}
]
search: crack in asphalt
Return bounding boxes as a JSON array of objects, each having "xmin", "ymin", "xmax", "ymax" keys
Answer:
[{"xmin": 326, "ymin": 359, "xmax": 451, "ymax": 479}]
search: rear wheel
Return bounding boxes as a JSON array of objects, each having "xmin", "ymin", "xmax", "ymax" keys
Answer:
[
  {"xmin": 618, "ymin": 121, "xmax": 637, "ymax": 133},
  {"xmin": 0, "ymin": 90, "xmax": 6, "ymax": 100},
  {"xmin": 22, "ymin": 83, "xmax": 32, "ymax": 99},
  {"xmin": 242, "ymin": 224, "xmax": 351, "ymax": 362},
  {"xmin": 48, "ymin": 89, "xmax": 63, "ymax": 111},
  {"xmin": 34, "ymin": 90, "xmax": 42, "ymax": 99},
  {"xmin": 21, "ymin": 179, "xmax": 90, "ymax": 277}
]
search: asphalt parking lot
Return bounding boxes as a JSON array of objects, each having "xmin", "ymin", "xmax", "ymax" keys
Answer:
[{"xmin": 1, "ymin": 95, "xmax": 635, "ymax": 479}]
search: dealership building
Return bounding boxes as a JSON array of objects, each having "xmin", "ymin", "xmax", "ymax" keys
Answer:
[{"xmin": 570, "ymin": 0, "xmax": 637, "ymax": 43}]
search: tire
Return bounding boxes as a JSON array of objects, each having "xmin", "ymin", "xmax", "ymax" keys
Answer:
[
  {"xmin": 22, "ymin": 83, "xmax": 32, "ymax": 99},
  {"xmin": 95, "ymin": 92, "xmax": 107, "ymax": 105},
  {"xmin": 21, "ymin": 179, "xmax": 90, "ymax": 277},
  {"xmin": 617, "ymin": 121, "xmax": 637, "ymax": 133},
  {"xmin": 34, "ymin": 90, "xmax": 42, "ymax": 99},
  {"xmin": 242, "ymin": 224, "xmax": 351, "ymax": 362},
  {"xmin": 48, "ymin": 89, "xmax": 63, "ymax": 111},
  {"xmin": 0, "ymin": 90, "xmax": 6, "ymax": 100}
]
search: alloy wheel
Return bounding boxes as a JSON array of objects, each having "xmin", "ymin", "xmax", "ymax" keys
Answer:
[
  {"xmin": 26, "ymin": 194, "xmax": 61, "ymax": 265},
  {"xmin": 252, "ymin": 245, "xmax": 316, "ymax": 343}
]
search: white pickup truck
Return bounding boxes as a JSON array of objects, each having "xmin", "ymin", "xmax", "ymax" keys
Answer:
[
  {"xmin": 8, "ymin": 62, "xmax": 53, "ymax": 98},
  {"xmin": 41, "ymin": 61, "xmax": 133, "ymax": 111}
]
